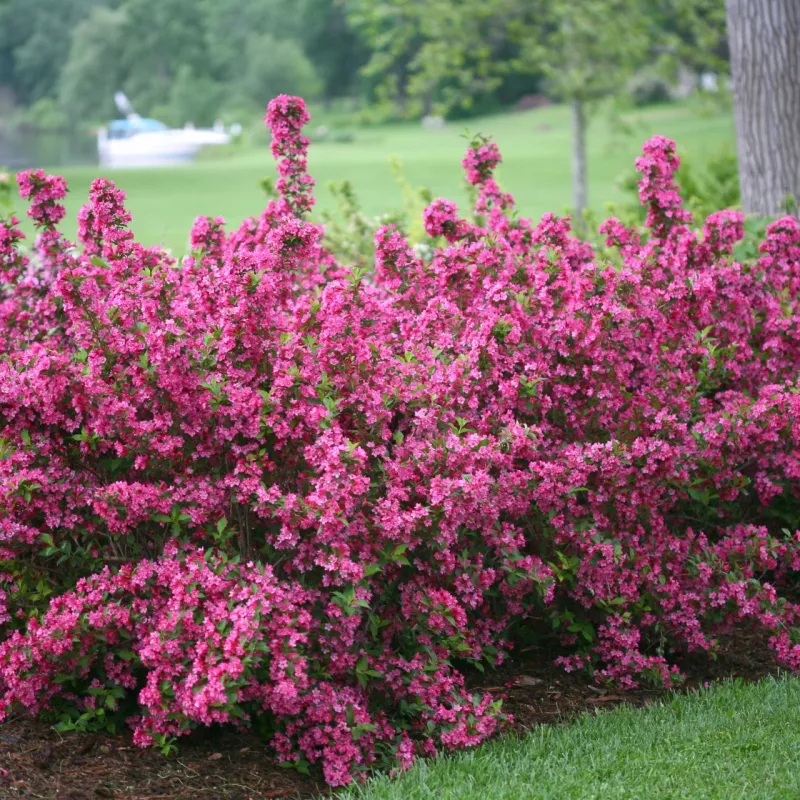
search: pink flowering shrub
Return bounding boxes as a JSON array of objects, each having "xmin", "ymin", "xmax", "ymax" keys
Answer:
[{"xmin": 2, "ymin": 96, "xmax": 800, "ymax": 785}]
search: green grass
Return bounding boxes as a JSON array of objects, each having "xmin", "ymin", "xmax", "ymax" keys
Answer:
[
  {"xmin": 338, "ymin": 677, "xmax": 800, "ymax": 800},
  {"xmin": 27, "ymin": 101, "xmax": 734, "ymax": 255}
]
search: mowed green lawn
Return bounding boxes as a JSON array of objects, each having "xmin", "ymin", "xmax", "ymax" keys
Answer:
[
  {"xmin": 338, "ymin": 678, "xmax": 800, "ymax": 800},
  {"xmin": 29, "ymin": 102, "xmax": 734, "ymax": 255}
]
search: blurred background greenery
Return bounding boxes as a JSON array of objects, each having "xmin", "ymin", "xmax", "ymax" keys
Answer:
[{"xmin": 0, "ymin": 0, "xmax": 735, "ymax": 253}]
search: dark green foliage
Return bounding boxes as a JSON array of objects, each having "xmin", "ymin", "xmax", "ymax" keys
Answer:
[{"xmin": 677, "ymin": 147, "xmax": 740, "ymax": 217}]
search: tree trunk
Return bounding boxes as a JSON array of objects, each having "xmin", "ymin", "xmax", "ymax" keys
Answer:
[
  {"xmin": 571, "ymin": 97, "xmax": 588, "ymax": 228},
  {"xmin": 726, "ymin": 0, "xmax": 800, "ymax": 216}
]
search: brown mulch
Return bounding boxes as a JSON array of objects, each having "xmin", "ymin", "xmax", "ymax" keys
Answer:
[
  {"xmin": 0, "ymin": 721, "xmax": 323, "ymax": 800},
  {"xmin": 0, "ymin": 630, "xmax": 782, "ymax": 800},
  {"xmin": 473, "ymin": 629, "xmax": 780, "ymax": 732}
]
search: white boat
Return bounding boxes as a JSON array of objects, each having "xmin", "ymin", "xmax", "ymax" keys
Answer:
[{"xmin": 97, "ymin": 115, "xmax": 233, "ymax": 168}]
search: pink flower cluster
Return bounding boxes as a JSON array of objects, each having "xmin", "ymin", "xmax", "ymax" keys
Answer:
[
  {"xmin": 1, "ymin": 95, "xmax": 800, "ymax": 785},
  {"xmin": 17, "ymin": 169, "xmax": 67, "ymax": 227}
]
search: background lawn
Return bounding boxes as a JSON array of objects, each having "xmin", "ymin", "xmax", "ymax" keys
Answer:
[
  {"xmin": 338, "ymin": 677, "xmax": 800, "ymax": 800},
  {"xmin": 21, "ymin": 101, "xmax": 734, "ymax": 255}
]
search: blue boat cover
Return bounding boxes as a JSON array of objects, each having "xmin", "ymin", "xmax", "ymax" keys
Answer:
[{"xmin": 107, "ymin": 118, "xmax": 168, "ymax": 138}]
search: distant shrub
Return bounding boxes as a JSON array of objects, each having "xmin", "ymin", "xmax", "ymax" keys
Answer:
[
  {"xmin": 627, "ymin": 70, "xmax": 673, "ymax": 107},
  {"xmin": 2, "ymin": 96, "xmax": 800, "ymax": 787}
]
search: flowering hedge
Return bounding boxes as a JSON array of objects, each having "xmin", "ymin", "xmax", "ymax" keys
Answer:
[{"xmin": 1, "ymin": 96, "xmax": 800, "ymax": 785}]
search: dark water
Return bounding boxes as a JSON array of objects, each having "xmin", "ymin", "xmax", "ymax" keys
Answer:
[{"xmin": 0, "ymin": 129, "xmax": 98, "ymax": 170}]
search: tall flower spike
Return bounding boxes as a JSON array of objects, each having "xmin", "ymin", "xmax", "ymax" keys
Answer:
[
  {"xmin": 265, "ymin": 95, "xmax": 315, "ymax": 217},
  {"xmin": 77, "ymin": 178, "xmax": 135, "ymax": 260}
]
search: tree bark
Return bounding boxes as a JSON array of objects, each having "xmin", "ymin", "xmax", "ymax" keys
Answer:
[
  {"xmin": 726, "ymin": 0, "xmax": 800, "ymax": 216},
  {"xmin": 571, "ymin": 96, "xmax": 588, "ymax": 227}
]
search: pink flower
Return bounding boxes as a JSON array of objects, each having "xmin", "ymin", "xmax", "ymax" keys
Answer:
[{"xmin": 1, "ymin": 103, "xmax": 800, "ymax": 788}]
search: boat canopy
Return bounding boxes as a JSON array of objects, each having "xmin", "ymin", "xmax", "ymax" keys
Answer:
[{"xmin": 107, "ymin": 117, "xmax": 169, "ymax": 139}]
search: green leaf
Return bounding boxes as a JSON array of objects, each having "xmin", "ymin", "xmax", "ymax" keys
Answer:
[{"xmin": 688, "ymin": 487, "xmax": 710, "ymax": 506}]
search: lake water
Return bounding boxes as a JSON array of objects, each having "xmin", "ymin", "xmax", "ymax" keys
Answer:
[{"xmin": 0, "ymin": 130, "xmax": 97, "ymax": 170}]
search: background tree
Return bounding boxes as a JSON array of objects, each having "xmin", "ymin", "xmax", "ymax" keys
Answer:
[
  {"xmin": 118, "ymin": 0, "xmax": 209, "ymax": 116},
  {"xmin": 59, "ymin": 6, "xmax": 129, "ymax": 124},
  {"xmin": 0, "ymin": 0, "xmax": 730, "ymax": 173},
  {"xmin": 200, "ymin": 0, "xmax": 305, "ymax": 84},
  {"xmin": 159, "ymin": 65, "xmax": 226, "ymax": 128},
  {"xmin": 345, "ymin": 1, "xmax": 429, "ymax": 116},
  {"xmin": 726, "ymin": 0, "xmax": 800, "ymax": 216},
  {"xmin": 241, "ymin": 36, "xmax": 322, "ymax": 111},
  {"xmin": 348, "ymin": 0, "xmax": 656, "ymax": 219},
  {"xmin": 291, "ymin": 0, "xmax": 370, "ymax": 105},
  {"xmin": 650, "ymin": 0, "xmax": 729, "ymax": 74},
  {"xmin": 348, "ymin": 0, "xmax": 726, "ymax": 220},
  {"xmin": 1, "ymin": 0, "xmax": 360, "ymax": 124},
  {"xmin": 0, "ymin": 0, "xmax": 110, "ymax": 108}
]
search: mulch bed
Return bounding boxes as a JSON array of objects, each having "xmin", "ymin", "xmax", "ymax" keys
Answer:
[
  {"xmin": 0, "ymin": 630, "xmax": 782, "ymax": 800},
  {"xmin": 474, "ymin": 628, "xmax": 779, "ymax": 731},
  {"xmin": 0, "ymin": 721, "xmax": 324, "ymax": 800}
]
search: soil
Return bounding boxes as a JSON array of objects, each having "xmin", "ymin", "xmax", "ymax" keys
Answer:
[
  {"xmin": 0, "ymin": 629, "xmax": 781, "ymax": 800},
  {"xmin": 473, "ymin": 628, "xmax": 779, "ymax": 732}
]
